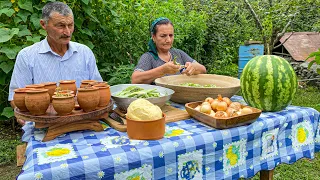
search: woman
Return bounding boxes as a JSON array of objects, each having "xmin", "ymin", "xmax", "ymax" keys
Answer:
[{"xmin": 131, "ymin": 17, "xmax": 206, "ymax": 84}]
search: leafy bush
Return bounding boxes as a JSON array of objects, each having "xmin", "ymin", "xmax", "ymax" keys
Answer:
[{"xmin": 99, "ymin": 63, "xmax": 135, "ymax": 85}]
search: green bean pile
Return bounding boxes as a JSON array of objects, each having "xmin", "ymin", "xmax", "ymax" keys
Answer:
[{"xmin": 115, "ymin": 86, "xmax": 161, "ymax": 98}]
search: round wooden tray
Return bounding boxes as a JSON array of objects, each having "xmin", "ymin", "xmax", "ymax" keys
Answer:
[{"xmin": 14, "ymin": 99, "xmax": 114, "ymax": 124}]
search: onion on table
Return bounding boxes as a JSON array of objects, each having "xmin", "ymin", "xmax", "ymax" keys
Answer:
[{"xmin": 194, "ymin": 94, "xmax": 254, "ymax": 118}]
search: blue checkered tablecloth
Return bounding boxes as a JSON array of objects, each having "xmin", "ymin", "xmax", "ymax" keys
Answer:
[{"xmin": 17, "ymin": 96, "xmax": 320, "ymax": 180}]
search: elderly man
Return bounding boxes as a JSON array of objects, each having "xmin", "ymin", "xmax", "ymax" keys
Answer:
[{"xmin": 9, "ymin": 1, "xmax": 103, "ymax": 125}]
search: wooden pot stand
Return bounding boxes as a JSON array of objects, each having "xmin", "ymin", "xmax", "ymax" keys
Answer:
[{"xmin": 14, "ymin": 99, "xmax": 114, "ymax": 142}]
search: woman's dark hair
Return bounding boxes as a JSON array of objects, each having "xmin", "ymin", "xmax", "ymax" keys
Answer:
[{"xmin": 151, "ymin": 19, "xmax": 174, "ymax": 35}]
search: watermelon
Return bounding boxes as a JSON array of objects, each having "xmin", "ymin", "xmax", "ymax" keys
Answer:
[{"xmin": 240, "ymin": 55, "xmax": 297, "ymax": 112}]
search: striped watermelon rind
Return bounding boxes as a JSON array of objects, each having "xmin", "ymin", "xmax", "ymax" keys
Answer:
[{"xmin": 240, "ymin": 55, "xmax": 297, "ymax": 112}]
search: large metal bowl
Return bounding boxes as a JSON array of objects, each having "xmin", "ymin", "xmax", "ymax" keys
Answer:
[
  {"xmin": 110, "ymin": 84, "xmax": 175, "ymax": 111},
  {"xmin": 155, "ymin": 74, "xmax": 240, "ymax": 103}
]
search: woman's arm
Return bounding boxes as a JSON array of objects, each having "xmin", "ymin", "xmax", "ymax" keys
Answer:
[
  {"xmin": 131, "ymin": 62, "xmax": 180, "ymax": 84},
  {"xmin": 131, "ymin": 66, "xmax": 165, "ymax": 84}
]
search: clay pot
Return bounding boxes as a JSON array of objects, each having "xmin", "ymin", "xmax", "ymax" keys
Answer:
[
  {"xmin": 59, "ymin": 80, "xmax": 77, "ymax": 93},
  {"xmin": 13, "ymin": 88, "xmax": 35, "ymax": 112},
  {"xmin": 126, "ymin": 113, "xmax": 165, "ymax": 140},
  {"xmin": 25, "ymin": 89, "xmax": 50, "ymax": 115},
  {"xmin": 93, "ymin": 84, "xmax": 111, "ymax": 107},
  {"xmin": 89, "ymin": 81, "xmax": 108, "ymax": 87},
  {"xmin": 77, "ymin": 87, "xmax": 100, "ymax": 112},
  {"xmin": 52, "ymin": 94, "xmax": 75, "ymax": 115},
  {"xmin": 43, "ymin": 82, "xmax": 57, "ymax": 102},
  {"xmin": 54, "ymin": 90, "xmax": 74, "ymax": 95},
  {"xmin": 80, "ymin": 80, "xmax": 97, "ymax": 88},
  {"xmin": 25, "ymin": 84, "xmax": 45, "ymax": 89}
]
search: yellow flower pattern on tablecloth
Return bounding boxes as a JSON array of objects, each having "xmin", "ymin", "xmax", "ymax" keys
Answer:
[
  {"xmin": 38, "ymin": 144, "xmax": 77, "ymax": 165},
  {"xmin": 292, "ymin": 121, "xmax": 314, "ymax": 150},
  {"xmin": 223, "ymin": 139, "xmax": 246, "ymax": 172},
  {"xmin": 226, "ymin": 146, "xmax": 238, "ymax": 166},
  {"xmin": 297, "ymin": 127, "xmax": 308, "ymax": 143},
  {"xmin": 46, "ymin": 148, "xmax": 70, "ymax": 157},
  {"xmin": 98, "ymin": 171, "xmax": 105, "ymax": 179},
  {"xmin": 34, "ymin": 172, "xmax": 43, "ymax": 180},
  {"xmin": 164, "ymin": 127, "xmax": 192, "ymax": 138},
  {"xmin": 114, "ymin": 164, "xmax": 152, "ymax": 180},
  {"xmin": 165, "ymin": 129, "xmax": 184, "ymax": 137}
]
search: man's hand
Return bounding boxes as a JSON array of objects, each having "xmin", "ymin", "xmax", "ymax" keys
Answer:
[
  {"xmin": 17, "ymin": 119, "xmax": 26, "ymax": 126},
  {"xmin": 10, "ymin": 101, "xmax": 25, "ymax": 126},
  {"xmin": 162, "ymin": 61, "xmax": 180, "ymax": 75}
]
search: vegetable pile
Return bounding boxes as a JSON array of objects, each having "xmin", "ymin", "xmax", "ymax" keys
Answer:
[
  {"xmin": 180, "ymin": 83, "xmax": 217, "ymax": 88},
  {"xmin": 115, "ymin": 86, "xmax": 161, "ymax": 98},
  {"xmin": 194, "ymin": 94, "xmax": 253, "ymax": 118}
]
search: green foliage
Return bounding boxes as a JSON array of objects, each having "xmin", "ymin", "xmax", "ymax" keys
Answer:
[
  {"xmin": 99, "ymin": 63, "xmax": 135, "ymax": 85},
  {"xmin": 307, "ymin": 48, "xmax": 320, "ymax": 74},
  {"xmin": 207, "ymin": 61, "xmax": 238, "ymax": 77},
  {"xmin": 1, "ymin": 107, "xmax": 13, "ymax": 118},
  {"xmin": 0, "ymin": 139, "xmax": 21, "ymax": 166},
  {"xmin": 292, "ymin": 86, "xmax": 320, "ymax": 112},
  {"xmin": 93, "ymin": 0, "xmax": 208, "ymax": 66}
]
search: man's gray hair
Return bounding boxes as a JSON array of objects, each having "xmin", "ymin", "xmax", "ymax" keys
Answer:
[{"xmin": 42, "ymin": 2, "xmax": 73, "ymax": 24}]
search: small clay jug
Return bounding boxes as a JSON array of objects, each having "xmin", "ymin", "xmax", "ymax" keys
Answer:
[
  {"xmin": 126, "ymin": 113, "xmax": 166, "ymax": 140},
  {"xmin": 13, "ymin": 88, "xmax": 35, "ymax": 112},
  {"xmin": 77, "ymin": 87, "xmax": 100, "ymax": 112},
  {"xmin": 43, "ymin": 82, "xmax": 57, "ymax": 102},
  {"xmin": 59, "ymin": 80, "xmax": 77, "ymax": 93},
  {"xmin": 25, "ymin": 89, "xmax": 50, "ymax": 115},
  {"xmin": 80, "ymin": 80, "xmax": 97, "ymax": 88},
  {"xmin": 52, "ymin": 94, "xmax": 75, "ymax": 115},
  {"xmin": 25, "ymin": 84, "xmax": 45, "ymax": 89},
  {"xmin": 93, "ymin": 84, "xmax": 111, "ymax": 107}
]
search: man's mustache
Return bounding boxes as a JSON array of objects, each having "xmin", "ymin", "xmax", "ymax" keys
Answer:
[{"xmin": 60, "ymin": 35, "xmax": 71, "ymax": 38}]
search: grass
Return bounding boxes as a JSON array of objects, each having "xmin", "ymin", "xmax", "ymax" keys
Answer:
[{"xmin": 0, "ymin": 86, "xmax": 319, "ymax": 180}]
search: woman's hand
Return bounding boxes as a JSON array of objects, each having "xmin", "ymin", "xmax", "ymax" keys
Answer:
[
  {"xmin": 182, "ymin": 62, "xmax": 196, "ymax": 76},
  {"xmin": 162, "ymin": 61, "xmax": 180, "ymax": 75}
]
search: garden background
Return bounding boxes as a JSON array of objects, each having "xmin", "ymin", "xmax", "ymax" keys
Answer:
[{"xmin": 0, "ymin": 0, "xmax": 320, "ymax": 179}]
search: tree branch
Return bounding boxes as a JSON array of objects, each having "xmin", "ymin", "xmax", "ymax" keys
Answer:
[
  {"xmin": 273, "ymin": 12, "xmax": 298, "ymax": 47},
  {"xmin": 244, "ymin": 0, "xmax": 264, "ymax": 32},
  {"xmin": 273, "ymin": 32, "xmax": 294, "ymax": 49},
  {"xmin": 243, "ymin": 0, "xmax": 267, "ymax": 52}
]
